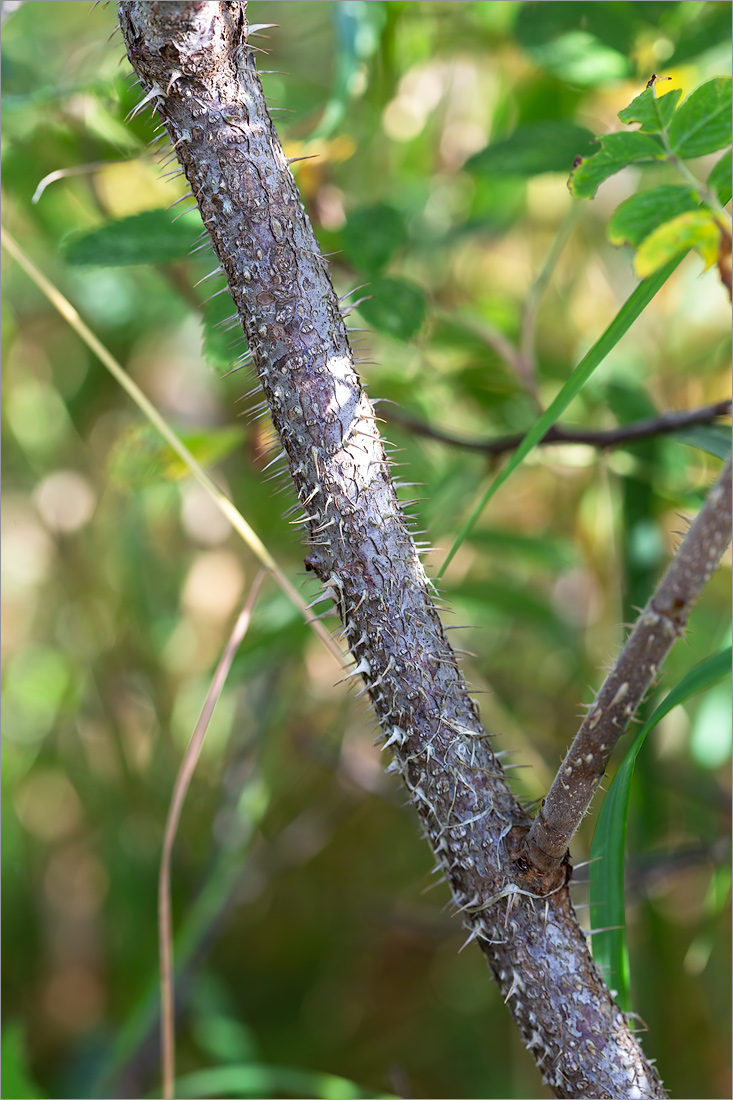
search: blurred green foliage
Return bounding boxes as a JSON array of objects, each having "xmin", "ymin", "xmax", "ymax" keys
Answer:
[{"xmin": 1, "ymin": 2, "xmax": 731, "ymax": 1098}]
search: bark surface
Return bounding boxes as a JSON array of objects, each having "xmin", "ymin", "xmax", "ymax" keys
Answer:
[
  {"xmin": 525, "ymin": 456, "xmax": 733, "ymax": 872},
  {"xmin": 117, "ymin": 3, "xmax": 674, "ymax": 1095}
]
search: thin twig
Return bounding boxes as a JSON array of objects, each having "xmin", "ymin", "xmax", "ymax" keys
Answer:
[
  {"xmin": 433, "ymin": 204, "xmax": 579, "ymax": 400},
  {"xmin": 159, "ymin": 569, "xmax": 266, "ymax": 1100},
  {"xmin": 519, "ymin": 202, "xmax": 581, "ymax": 390},
  {"xmin": 433, "ymin": 306, "xmax": 529, "ymax": 386},
  {"xmin": 524, "ymin": 456, "xmax": 733, "ymax": 875},
  {"xmin": 385, "ymin": 400, "xmax": 732, "ymax": 457}
]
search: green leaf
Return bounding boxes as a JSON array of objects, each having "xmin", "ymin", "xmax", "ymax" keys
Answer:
[
  {"xmin": 674, "ymin": 423, "xmax": 732, "ymax": 461},
  {"xmin": 666, "ymin": 3, "xmax": 733, "ymax": 66},
  {"xmin": 634, "ymin": 210, "xmax": 721, "ymax": 278},
  {"xmin": 514, "ymin": 4, "xmax": 633, "ymax": 86},
  {"xmin": 340, "ymin": 203, "xmax": 407, "ymax": 273},
  {"xmin": 608, "ymin": 186, "xmax": 699, "ymax": 248},
  {"xmin": 63, "ymin": 210, "xmax": 202, "ymax": 266},
  {"xmin": 108, "ymin": 422, "xmax": 245, "ymax": 490},
  {"xmin": 516, "ymin": 2, "xmax": 637, "ymax": 57},
  {"xmin": 467, "ymin": 121, "xmax": 597, "ymax": 177},
  {"xmin": 311, "ymin": 0, "xmax": 386, "ymax": 140},
  {"xmin": 569, "ymin": 132, "xmax": 665, "ymax": 200},
  {"xmin": 1, "ymin": 1025, "xmax": 49, "ymax": 1099},
  {"xmin": 668, "ymin": 77, "xmax": 733, "ymax": 158},
  {"xmin": 708, "ymin": 149, "xmax": 732, "ymax": 204},
  {"xmin": 465, "ymin": 528, "xmax": 575, "ymax": 571},
  {"xmin": 175, "ymin": 1063, "xmax": 395, "ymax": 1099},
  {"xmin": 450, "ymin": 580, "xmax": 572, "ymax": 640},
  {"xmin": 629, "ymin": 2, "xmax": 682, "ymax": 25},
  {"xmin": 357, "ymin": 277, "xmax": 426, "ymax": 341},
  {"xmin": 529, "ymin": 33, "xmax": 629, "ymax": 87},
  {"xmin": 618, "ymin": 86, "xmax": 681, "ymax": 133},
  {"xmin": 438, "ymin": 256, "xmax": 685, "ymax": 580},
  {"xmin": 190, "ymin": 981, "xmax": 259, "ymax": 1065},
  {"xmin": 590, "ymin": 648, "xmax": 732, "ymax": 1012}
]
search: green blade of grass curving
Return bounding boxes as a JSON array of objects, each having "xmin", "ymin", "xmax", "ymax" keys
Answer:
[
  {"xmin": 437, "ymin": 254, "xmax": 686, "ymax": 580},
  {"xmin": 589, "ymin": 647, "xmax": 732, "ymax": 1012}
]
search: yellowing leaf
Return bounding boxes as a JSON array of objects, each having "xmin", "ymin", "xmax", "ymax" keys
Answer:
[
  {"xmin": 95, "ymin": 160, "xmax": 187, "ymax": 218},
  {"xmin": 634, "ymin": 210, "xmax": 721, "ymax": 279}
]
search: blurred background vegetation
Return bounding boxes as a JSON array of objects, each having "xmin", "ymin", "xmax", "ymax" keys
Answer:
[{"xmin": 2, "ymin": 2, "xmax": 731, "ymax": 1098}]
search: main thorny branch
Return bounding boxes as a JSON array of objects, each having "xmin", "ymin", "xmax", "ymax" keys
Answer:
[{"xmin": 118, "ymin": 4, "xmax": 732, "ymax": 1097}]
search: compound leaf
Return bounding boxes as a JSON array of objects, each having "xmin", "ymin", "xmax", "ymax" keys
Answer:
[
  {"xmin": 569, "ymin": 132, "xmax": 664, "ymax": 199},
  {"xmin": 634, "ymin": 210, "xmax": 722, "ymax": 278},
  {"xmin": 668, "ymin": 77, "xmax": 732, "ymax": 158},
  {"xmin": 608, "ymin": 186, "xmax": 699, "ymax": 248},
  {"xmin": 618, "ymin": 85, "xmax": 681, "ymax": 133}
]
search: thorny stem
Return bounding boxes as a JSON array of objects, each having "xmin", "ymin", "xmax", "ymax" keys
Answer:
[
  {"xmin": 115, "ymin": 4, "xmax": 697, "ymax": 1096},
  {"xmin": 525, "ymin": 457, "xmax": 733, "ymax": 874},
  {"xmin": 385, "ymin": 400, "xmax": 732, "ymax": 457}
]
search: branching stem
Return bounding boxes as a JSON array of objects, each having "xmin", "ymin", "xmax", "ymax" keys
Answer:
[
  {"xmin": 112, "ymin": 4, "xmax": 723, "ymax": 1096},
  {"xmin": 525, "ymin": 456, "xmax": 732, "ymax": 874}
]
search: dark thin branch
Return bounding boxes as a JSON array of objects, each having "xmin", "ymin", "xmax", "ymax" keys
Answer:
[
  {"xmin": 524, "ymin": 456, "xmax": 733, "ymax": 875},
  {"xmin": 386, "ymin": 400, "xmax": 732, "ymax": 457}
]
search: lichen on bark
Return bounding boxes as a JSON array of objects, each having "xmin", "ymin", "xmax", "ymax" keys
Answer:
[{"xmin": 118, "ymin": 3, "xmax": 671, "ymax": 1095}]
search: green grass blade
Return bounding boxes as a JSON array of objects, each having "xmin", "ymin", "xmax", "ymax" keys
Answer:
[
  {"xmin": 437, "ymin": 254, "xmax": 686, "ymax": 580},
  {"xmin": 589, "ymin": 647, "xmax": 732, "ymax": 1011},
  {"xmin": 172, "ymin": 1063, "xmax": 397, "ymax": 1099},
  {"xmin": 0, "ymin": 1025, "xmax": 50, "ymax": 1099}
]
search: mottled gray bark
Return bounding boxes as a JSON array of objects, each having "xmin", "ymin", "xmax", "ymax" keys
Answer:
[{"xmin": 113, "ymin": 3, "xmax": 722, "ymax": 1096}]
